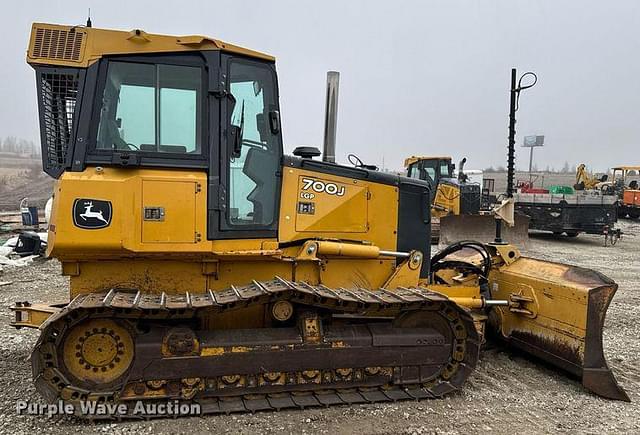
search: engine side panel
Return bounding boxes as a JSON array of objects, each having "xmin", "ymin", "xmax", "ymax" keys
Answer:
[
  {"xmin": 278, "ymin": 166, "xmax": 399, "ymax": 251},
  {"xmin": 48, "ymin": 164, "xmax": 417, "ymax": 296},
  {"xmin": 48, "ymin": 167, "xmax": 213, "ymax": 258}
]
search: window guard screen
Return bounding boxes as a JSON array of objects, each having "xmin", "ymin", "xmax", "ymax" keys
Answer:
[{"xmin": 37, "ymin": 69, "xmax": 80, "ymax": 178}]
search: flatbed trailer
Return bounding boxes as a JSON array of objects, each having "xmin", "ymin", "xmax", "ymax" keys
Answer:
[{"xmin": 514, "ymin": 191, "xmax": 618, "ymax": 238}]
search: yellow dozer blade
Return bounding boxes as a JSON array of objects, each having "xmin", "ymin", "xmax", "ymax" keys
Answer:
[
  {"xmin": 488, "ymin": 255, "xmax": 629, "ymax": 401},
  {"xmin": 438, "ymin": 213, "xmax": 530, "ymax": 248}
]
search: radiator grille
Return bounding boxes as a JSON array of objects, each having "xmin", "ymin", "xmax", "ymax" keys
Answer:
[
  {"xmin": 38, "ymin": 71, "xmax": 80, "ymax": 176},
  {"xmin": 32, "ymin": 27, "xmax": 85, "ymax": 61},
  {"xmin": 459, "ymin": 184, "xmax": 481, "ymax": 215}
]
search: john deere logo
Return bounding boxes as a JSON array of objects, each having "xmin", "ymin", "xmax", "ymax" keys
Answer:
[{"xmin": 72, "ymin": 199, "xmax": 112, "ymax": 229}]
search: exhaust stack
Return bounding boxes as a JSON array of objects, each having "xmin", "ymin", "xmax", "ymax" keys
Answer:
[{"xmin": 322, "ymin": 71, "xmax": 340, "ymax": 163}]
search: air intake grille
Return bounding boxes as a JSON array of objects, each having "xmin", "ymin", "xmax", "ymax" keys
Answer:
[
  {"xmin": 32, "ymin": 27, "xmax": 85, "ymax": 61},
  {"xmin": 38, "ymin": 71, "xmax": 80, "ymax": 177}
]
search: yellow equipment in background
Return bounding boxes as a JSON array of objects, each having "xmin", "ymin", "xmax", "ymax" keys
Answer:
[
  {"xmin": 405, "ymin": 156, "xmax": 481, "ymax": 218},
  {"xmin": 404, "ymin": 156, "xmax": 529, "ymax": 246},
  {"xmin": 10, "ymin": 22, "xmax": 628, "ymax": 418},
  {"xmin": 574, "ymin": 163, "xmax": 609, "ymax": 190}
]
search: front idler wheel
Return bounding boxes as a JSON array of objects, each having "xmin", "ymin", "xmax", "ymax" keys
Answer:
[{"xmin": 61, "ymin": 318, "xmax": 135, "ymax": 389}]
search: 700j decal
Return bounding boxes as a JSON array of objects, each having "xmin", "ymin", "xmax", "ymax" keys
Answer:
[{"xmin": 301, "ymin": 178, "xmax": 346, "ymax": 196}]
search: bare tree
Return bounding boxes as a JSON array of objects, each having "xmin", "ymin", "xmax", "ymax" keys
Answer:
[{"xmin": 3, "ymin": 136, "xmax": 17, "ymax": 153}]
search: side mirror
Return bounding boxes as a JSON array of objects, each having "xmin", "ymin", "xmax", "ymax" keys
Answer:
[{"xmin": 269, "ymin": 110, "xmax": 280, "ymax": 134}]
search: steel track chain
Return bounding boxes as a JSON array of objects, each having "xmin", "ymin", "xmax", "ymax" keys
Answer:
[{"xmin": 31, "ymin": 277, "xmax": 480, "ymax": 419}]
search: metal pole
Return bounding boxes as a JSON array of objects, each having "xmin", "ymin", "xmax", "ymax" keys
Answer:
[
  {"xmin": 496, "ymin": 68, "xmax": 518, "ymax": 245},
  {"xmin": 529, "ymin": 145, "xmax": 534, "ymax": 184},
  {"xmin": 322, "ymin": 71, "xmax": 340, "ymax": 163},
  {"xmin": 494, "ymin": 217, "xmax": 503, "ymax": 244},
  {"xmin": 507, "ymin": 68, "xmax": 517, "ymax": 198}
]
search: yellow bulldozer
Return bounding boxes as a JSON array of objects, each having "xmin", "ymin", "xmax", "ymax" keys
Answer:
[
  {"xmin": 10, "ymin": 22, "xmax": 627, "ymax": 418},
  {"xmin": 404, "ymin": 156, "xmax": 481, "ymax": 217},
  {"xmin": 404, "ymin": 156, "xmax": 529, "ymax": 246}
]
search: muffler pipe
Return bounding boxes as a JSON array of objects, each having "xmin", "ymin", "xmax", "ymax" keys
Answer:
[{"xmin": 322, "ymin": 71, "xmax": 340, "ymax": 163}]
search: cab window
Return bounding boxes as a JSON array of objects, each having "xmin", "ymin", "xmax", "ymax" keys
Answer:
[
  {"xmin": 408, "ymin": 163, "xmax": 421, "ymax": 179},
  {"xmin": 440, "ymin": 162, "xmax": 451, "ymax": 178},
  {"xmin": 226, "ymin": 60, "xmax": 281, "ymax": 227},
  {"xmin": 96, "ymin": 61, "xmax": 203, "ymax": 154},
  {"xmin": 421, "ymin": 161, "xmax": 437, "ymax": 183}
]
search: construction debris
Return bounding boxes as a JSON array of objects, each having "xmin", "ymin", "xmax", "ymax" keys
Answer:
[{"xmin": 0, "ymin": 232, "xmax": 47, "ymax": 268}]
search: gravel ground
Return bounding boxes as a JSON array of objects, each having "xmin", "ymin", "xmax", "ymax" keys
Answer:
[{"xmin": 0, "ymin": 220, "xmax": 638, "ymax": 434}]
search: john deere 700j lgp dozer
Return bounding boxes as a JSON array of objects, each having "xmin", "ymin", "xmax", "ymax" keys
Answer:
[{"xmin": 11, "ymin": 22, "xmax": 627, "ymax": 417}]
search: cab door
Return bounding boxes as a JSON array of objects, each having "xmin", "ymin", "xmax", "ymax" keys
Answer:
[{"xmin": 208, "ymin": 55, "xmax": 283, "ymax": 240}]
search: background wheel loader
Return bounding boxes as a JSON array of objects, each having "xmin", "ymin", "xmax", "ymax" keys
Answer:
[{"xmin": 10, "ymin": 22, "xmax": 628, "ymax": 418}]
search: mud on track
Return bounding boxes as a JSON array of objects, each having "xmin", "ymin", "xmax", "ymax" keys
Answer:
[{"xmin": 0, "ymin": 220, "xmax": 638, "ymax": 434}]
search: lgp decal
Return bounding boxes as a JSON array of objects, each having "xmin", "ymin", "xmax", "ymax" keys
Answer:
[
  {"xmin": 73, "ymin": 199, "xmax": 112, "ymax": 229},
  {"xmin": 301, "ymin": 178, "xmax": 345, "ymax": 197}
]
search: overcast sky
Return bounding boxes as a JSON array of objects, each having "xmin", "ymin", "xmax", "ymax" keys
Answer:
[{"xmin": 2, "ymin": 0, "xmax": 639, "ymax": 172}]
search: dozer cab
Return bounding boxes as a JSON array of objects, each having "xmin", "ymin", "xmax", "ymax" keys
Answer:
[{"xmin": 11, "ymin": 22, "xmax": 627, "ymax": 418}]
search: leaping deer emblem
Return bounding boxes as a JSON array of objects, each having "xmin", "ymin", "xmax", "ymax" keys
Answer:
[{"xmin": 79, "ymin": 201, "xmax": 108, "ymax": 224}]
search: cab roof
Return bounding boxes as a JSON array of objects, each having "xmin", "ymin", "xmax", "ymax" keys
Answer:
[
  {"xmin": 612, "ymin": 166, "xmax": 640, "ymax": 171},
  {"xmin": 403, "ymin": 156, "xmax": 452, "ymax": 167},
  {"xmin": 27, "ymin": 22, "xmax": 275, "ymax": 68}
]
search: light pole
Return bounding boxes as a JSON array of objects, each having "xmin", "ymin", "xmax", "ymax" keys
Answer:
[{"xmin": 523, "ymin": 135, "xmax": 544, "ymax": 185}]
